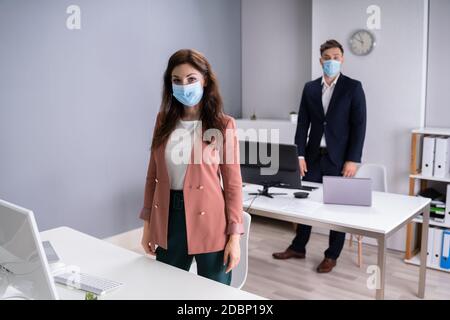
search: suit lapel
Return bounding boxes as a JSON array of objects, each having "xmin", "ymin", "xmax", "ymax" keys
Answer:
[
  {"xmin": 311, "ymin": 78, "xmax": 325, "ymax": 119},
  {"xmin": 157, "ymin": 138, "xmax": 170, "ymax": 182},
  {"xmin": 325, "ymin": 74, "xmax": 345, "ymax": 118}
]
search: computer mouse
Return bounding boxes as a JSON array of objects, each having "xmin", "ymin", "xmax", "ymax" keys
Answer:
[{"xmin": 294, "ymin": 191, "xmax": 309, "ymax": 199}]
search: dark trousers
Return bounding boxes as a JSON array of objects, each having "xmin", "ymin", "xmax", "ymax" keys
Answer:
[
  {"xmin": 289, "ymin": 151, "xmax": 346, "ymax": 260},
  {"xmin": 156, "ymin": 190, "xmax": 231, "ymax": 285}
]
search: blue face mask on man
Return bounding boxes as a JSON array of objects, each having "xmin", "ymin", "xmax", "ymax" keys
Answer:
[
  {"xmin": 322, "ymin": 60, "xmax": 341, "ymax": 78},
  {"xmin": 172, "ymin": 81, "xmax": 204, "ymax": 107}
]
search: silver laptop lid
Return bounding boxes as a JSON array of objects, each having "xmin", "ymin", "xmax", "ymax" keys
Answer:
[{"xmin": 323, "ymin": 176, "xmax": 372, "ymax": 206}]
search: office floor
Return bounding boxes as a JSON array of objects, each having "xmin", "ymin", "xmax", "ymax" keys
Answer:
[
  {"xmin": 242, "ymin": 216, "xmax": 450, "ymax": 300},
  {"xmin": 117, "ymin": 216, "xmax": 450, "ymax": 300}
]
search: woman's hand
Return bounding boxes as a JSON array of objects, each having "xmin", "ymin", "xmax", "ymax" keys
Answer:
[
  {"xmin": 224, "ymin": 234, "xmax": 241, "ymax": 273},
  {"xmin": 141, "ymin": 220, "xmax": 156, "ymax": 256}
]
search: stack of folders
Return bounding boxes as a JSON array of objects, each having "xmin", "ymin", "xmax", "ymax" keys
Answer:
[
  {"xmin": 426, "ymin": 227, "xmax": 450, "ymax": 270},
  {"xmin": 431, "ymin": 199, "xmax": 446, "ymax": 223},
  {"xmin": 422, "ymin": 136, "xmax": 450, "ymax": 178},
  {"xmin": 417, "ymin": 187, "xmax": 450, "ymax": 225},
  {"xmin": 432, "ymin": 185, "xmax": 450, "ymax": 226}
]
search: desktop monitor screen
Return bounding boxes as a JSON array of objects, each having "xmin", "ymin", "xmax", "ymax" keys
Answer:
[
  {"xmin": 0, "ymin": 199, "xmax": 58, "ymax": 300},
  {"xmin": 239, "ymin": 140, "xmax": 302, "ymax": 189}
]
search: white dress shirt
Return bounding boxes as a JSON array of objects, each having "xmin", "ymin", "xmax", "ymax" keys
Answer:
[
  {"xmin": 320, "ymin": 73, "xmax": 340, "ymax": 148},
  {"xmin": 299, "ymin": 73, "xmax": 340, "ymax": 160}
]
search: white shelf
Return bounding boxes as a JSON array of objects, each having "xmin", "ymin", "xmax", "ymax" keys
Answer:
[
  {"xmin": 404, "ymin": 252, "xmax": 450, "ymax": 273},
  {"xmin": 412, "ymin": 217, "xmax": 450, "ymax": 229},
  {"xmin": 410, "ymin": 174, "xmax": 450, "ymax": 183},
  {"xmin": 412, "ymin": 127, "xmax": 450, "ymax": 136},
  {"xmin": 406, "ymin": 128, "xmax": 450, "ymax": 274}
]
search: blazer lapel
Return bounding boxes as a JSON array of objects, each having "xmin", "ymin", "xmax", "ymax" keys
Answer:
[
  {"xmin": 157, "ymin": 138, "xmax": 170, "ymax": 182},
  {"xmin": 325, "ymin": 74, "xmax": 345, "ymax": 118},
  {"xmin": 311, "ymin": 78, "xmax": 325, "ymax": 119}
]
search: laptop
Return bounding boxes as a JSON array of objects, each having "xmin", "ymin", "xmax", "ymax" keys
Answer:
[{"xmin": 322, "ymin": 176, "xmax": 372, "ymax": 206}]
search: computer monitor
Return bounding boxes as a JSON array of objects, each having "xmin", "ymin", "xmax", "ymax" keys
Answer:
[
  {"xmin": 0, "ymin": 199, "xmax": 59, "ymax": 300},
  {"xmin": 239, "ymin": 140, "xmax": 303, "ymax": 198}
]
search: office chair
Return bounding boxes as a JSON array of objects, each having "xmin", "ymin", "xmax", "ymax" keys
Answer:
[
  {"xmin": 351, "ymin": 164, "xmax": 388, "ymax": 267},
  {"xmin": 190, "ymin": 211, "xmax": 251, "ymax": 289}
]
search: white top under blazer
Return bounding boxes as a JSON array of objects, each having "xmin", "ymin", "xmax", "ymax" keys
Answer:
[{"xmin": 164, "ymin": 119, "xmax": 200, "ymax": 190}]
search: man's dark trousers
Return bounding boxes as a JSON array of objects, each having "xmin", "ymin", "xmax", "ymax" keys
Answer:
[{"xmin": 289, "ymin": 149, "xmax": 345, "ymax": 260}]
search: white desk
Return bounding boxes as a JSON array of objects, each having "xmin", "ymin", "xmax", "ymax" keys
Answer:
[
  {"xmin": 40, "ymin": 227, "xmax": 264, "ymax": 300},
  {"xmin": 242, "ymin": 183, "xmax": 431, "ymax": 300}
]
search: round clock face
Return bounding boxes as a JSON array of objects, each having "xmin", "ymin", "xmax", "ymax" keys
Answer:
[{"xmin": 349, "ymin": 30, "xmax": 376, "ymax": 56}]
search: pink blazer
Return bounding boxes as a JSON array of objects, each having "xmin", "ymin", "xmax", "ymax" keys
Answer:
[{"xmin": 139, "ymin": 112, "xmax": 244, "ymax": 255}]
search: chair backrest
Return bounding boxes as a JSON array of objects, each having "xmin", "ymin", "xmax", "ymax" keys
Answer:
[
  {"xmin": 355, "ymin": 163, "xmax": 388, "ymax": 192},
  {"xmin": 230, "ymin": 211, "xmax": 251, "ymax": 289}
]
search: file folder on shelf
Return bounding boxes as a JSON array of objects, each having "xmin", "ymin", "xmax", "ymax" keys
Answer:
[
  {"xmin": 441, "ymin": 230, "xmax": 450, "ymax": 270},
  {"xmin": 434, "ymin": 137, "xmax": 450, "ymax": 178},
  {"xmin": 421, "ymin": 136, "xmax": 436, "ymax": 176},
  {"xmin": 431, "ymin": 228, "xmax": 443, "ymax": 268},
  {"xmin": 446, "ymin": 184, "xmax": 450, "ymax": 226},
  {"xmin": 427, "ymin": 227, "xmax": 435, "ymax": 267}
]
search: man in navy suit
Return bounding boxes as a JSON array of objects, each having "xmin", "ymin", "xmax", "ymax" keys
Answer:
[{"xmin": 273, "ymin": 40, "xmax": 367, "ymax": 273}]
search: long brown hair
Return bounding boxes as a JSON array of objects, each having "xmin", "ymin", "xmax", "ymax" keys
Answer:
[{"xmin": 151, "ymin": 49, "xmax": 225, "ymax": 150}]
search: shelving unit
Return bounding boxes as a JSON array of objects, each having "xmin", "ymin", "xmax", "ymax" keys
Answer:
[
  {"xmin": 410, "ymin": 174, "xmax": 450, "ymax": 184},
  {"xmin": 404, "ymin": 128, "xmax": 450, "ymax": 272},
  {"xmin": 412, "ymin": 216, "xmax": 450, "ymax": 228},
  {"xmin": 405, "ymin": 253, "xmax": 450, "ymax": 273}
]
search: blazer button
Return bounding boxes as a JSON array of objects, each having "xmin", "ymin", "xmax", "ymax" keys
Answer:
[
  {"xmin": 198, "ymin": 185, "xmax": 204, "ymax": 190},
  {"xmin": 323, "ymin": 121, "xmax": 327, "ymax": 126},
  {"xmin": 154, "ymin": 204, "xmax": 158, "ymax": 208},
  {"xmin": 154, "ymin": 178, "xmax": 159, "ymax": 183},
  {"xmin": 200, "ymin": 211, "xmax": 206, "ymax": 216}
]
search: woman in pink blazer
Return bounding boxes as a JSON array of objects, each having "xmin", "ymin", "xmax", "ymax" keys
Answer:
[{"xmin": 139, "ymin": 49, "xmax": 244, "ymax": 285}]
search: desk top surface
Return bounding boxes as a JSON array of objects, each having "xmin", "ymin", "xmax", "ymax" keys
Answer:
[
  {"xmin": 243, "ymin": 183, "xmax": 430, "ymax": 235},
  {"xmin": 41, "ymin": 227, "xmax": 264, "ymax": 300}
]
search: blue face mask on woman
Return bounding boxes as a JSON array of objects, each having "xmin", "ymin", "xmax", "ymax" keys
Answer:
[
  {"xmin": 172, "ymin": 81, "xmax": 204, "ymax": 107},
  {"xmin": 322, "ymin": 60, "xmax": 341, "ymax": 77}
]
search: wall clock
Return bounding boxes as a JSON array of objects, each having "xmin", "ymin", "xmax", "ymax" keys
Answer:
[{"xmin": 349, "ymin": 29, "xmax": 376, "ymax": 56}]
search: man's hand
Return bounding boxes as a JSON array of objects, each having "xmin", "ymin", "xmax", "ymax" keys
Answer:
[
  {"xmin": 342, "ymin": 161, "xmax": 358, "ymax": 177},
  {"xmin": 299, "ymin": 158, "xmax": 308, "ymax": 177}
]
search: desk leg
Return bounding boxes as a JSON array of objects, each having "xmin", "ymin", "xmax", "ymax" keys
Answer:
[
  {"xmin": 418, "ymin": 204, "xmax": 429, "ymax": 299},
  {"xmin": 376, "ymin": 236, "xmax": 386, "ymax": 300}
]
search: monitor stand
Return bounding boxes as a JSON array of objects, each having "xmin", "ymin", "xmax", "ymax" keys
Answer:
[
  {"xmin": 297, "ymin": 185, "xmax": 318, "ymax": 192},
  {"xmin": 248, "ymin": 184, "xmax": 287, "ymax": 199},
  {"xmin": 297, "ymin": 180, "xmax": 319, "ymax": 191},
  {"xmin": 0, "ymin": 277, "xmax": 30, "ymax": 300}
]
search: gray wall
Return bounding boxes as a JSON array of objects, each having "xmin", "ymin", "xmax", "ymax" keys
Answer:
[
  {"xmin": 426, "ymin": 0, "xmax": 450, "ymax": 127},
  {"xmin": 0, "ymin": 0, "xmax": 241, "ymax": 238},
  {"xmin": 312, "ymin": 0, "xmax": 428, "ymax": 195},
  {"xmin": 312, "ymin": 0, "xmax": 428, "ymax": 250},
  {"xmin": 241, "ymin": 0, "xmax": 312, "ymax": 119}
]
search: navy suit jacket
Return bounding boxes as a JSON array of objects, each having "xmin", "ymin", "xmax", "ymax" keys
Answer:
[{"xmin": 295, "ymin": 74, "xmax": 367, "ymax": 170}]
